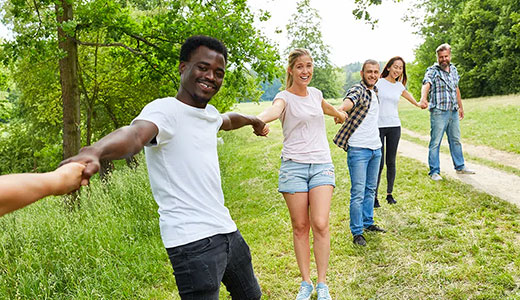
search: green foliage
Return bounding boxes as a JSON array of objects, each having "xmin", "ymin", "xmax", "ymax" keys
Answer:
[
  {"xmin": 0, "ymin": 0, "xmax": 282, "ymax": 172},
  {"xmin": 285, "ymin": 0, "xmax": 344, "ymax": 98},
  {"xmin": 409, "ymin": 0, "xmax": 520, "ymax": 98}
]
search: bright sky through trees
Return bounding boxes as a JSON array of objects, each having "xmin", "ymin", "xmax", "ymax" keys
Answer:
[{"xmin": 248, "ymin": 0, "xmax": 424, "ymax": 66}]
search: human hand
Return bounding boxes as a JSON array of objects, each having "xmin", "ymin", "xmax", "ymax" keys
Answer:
[
  {"xmin": 51, "ymin": 162, "xmax": 86, "ymax": 195},
  {"xmin": 419, "ymin": 100, "xmax": 428, "ymax": 109},
  {"xmin": 335, "ymin": 111, "xmax": 347, "ymax": 124},
  {"xmin": 59, "ymin": 147, "xmax": 101, "ymax": 186},
  {"xmin": 253, "ymin": 118, "xmax": 269, "ymax": 136},
  {"xmin": 459, "ymin": 109, "xmax": 464, "ymax": 120}
]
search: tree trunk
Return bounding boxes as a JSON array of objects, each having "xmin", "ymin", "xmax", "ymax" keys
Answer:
[{"xmin": 56, "ymin": 0, "xmax": 81, "ymax": 159}]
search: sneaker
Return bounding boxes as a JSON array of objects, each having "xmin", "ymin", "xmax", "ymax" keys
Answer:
[
  {"xmin": 365, "ymin": 224, "xmax": 386, "ymax": 233},
  {"xmin": 456, "ymin": 167, "xmax": 475, "ymax": 174},
  {"xmin": 316, "ymin": 282, "xmax": 332, "ymax": 300},
  {"xmin": 430, "ymin": 173, "xmax": 443, "ymax": 181},
  {"xmin": 353, "ymin": 234, "xmax": 367, "ymax": 246},
  {"xmin": 296, "ymin": 281, "xmax": 313, "ymax": 300},
  {"xmin": 374, "ymin": 197, "xmax": 381, "ymax": 208},
  {"xmin": 386, "ymin": 194, "xmax": 397, "ymax": 204}
]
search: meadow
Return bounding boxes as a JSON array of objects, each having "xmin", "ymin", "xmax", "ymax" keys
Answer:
[{"xmin": 1, "ymin": 96, "xmax": 520, "ymax": 299}]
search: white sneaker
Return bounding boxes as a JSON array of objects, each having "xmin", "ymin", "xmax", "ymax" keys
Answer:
[
  {"xmin": 456, "ymin": 167, "xmax": 475, "ymax": 174},
  {"xmin": 430, "ymin": 173, "xmax": 443, "ymax": 181},
  {"xmin": 296, "ymin": 281, "xmax": 314, "ymax": 300}
]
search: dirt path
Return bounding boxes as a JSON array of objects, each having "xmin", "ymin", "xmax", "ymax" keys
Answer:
[
  {"xmin": 398, "ymin": 130, "xmax": 520, "ymax": 207},
  {"xmin": 401, "ymin": 128, "xmax": 520, "ymax": 171}
]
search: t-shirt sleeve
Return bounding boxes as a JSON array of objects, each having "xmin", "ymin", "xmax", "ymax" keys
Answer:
[
  {"xmin": 422, "ymin": 67, "xmax": 435, "ymax": 85},
  {"xmin": 398, "ymin": 82, "xmax": 406, "ymax": 93},
  {"xmin": 345, "ymin": 85, "xmax": 361, "ymax": 106},
  {"xmin": 131, "ymin": 100, "xmax": 175, "ymax": 147},
  {"xmin": 273, "ymin": 91, "xmax": 288, "ymax": 105}
]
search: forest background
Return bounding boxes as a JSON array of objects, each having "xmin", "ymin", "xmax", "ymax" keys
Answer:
[{"xmin": 0, "ymin": 0, "xmax": 519, "ymax": 174}]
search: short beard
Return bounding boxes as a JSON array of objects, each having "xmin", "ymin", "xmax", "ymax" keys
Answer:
[{"xmin": 362, "ymin": 78, "xmax": 375, "ymax": 88}]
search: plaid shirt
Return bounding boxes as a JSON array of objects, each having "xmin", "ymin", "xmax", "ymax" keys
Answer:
[
  {"xmin": 422, "ymin": 63, "xmax": 460, "ymax": 111},
  {"xmin": 333, "ymin": 81, "xmax": 378, "ymax": 151}
]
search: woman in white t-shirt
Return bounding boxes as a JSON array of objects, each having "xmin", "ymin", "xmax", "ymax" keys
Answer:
[
  {"xmin": 374, "ymin": 56, "xmax": 421, "ymax": 207},
  {"xmin": 257, "ymin": 49, "xmax": 346, "ymax": 300}
]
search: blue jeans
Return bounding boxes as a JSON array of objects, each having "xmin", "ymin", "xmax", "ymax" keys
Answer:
[
  {"xmin": 166, "ymin": 231, "xmax": 262, "ymax": 300},
  {"xmin": 428, "ymin": 108, "xmax": 465, "ymax": 175},
  {"xmin": 347, "ymin": 147, "xmax": 382, "ymax": 236}
]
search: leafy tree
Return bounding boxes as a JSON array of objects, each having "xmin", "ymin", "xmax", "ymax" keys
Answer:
[
  {"xmin": 408, "ymin": 0, "xmax": 520, "ymax": 98},
  {"xmin": 0, "ymin": 0, "xmax": 281, "ymax": 172},
  {"xmin": 285, "ymin": 0, "xmax": 344, "ymax": 99}
]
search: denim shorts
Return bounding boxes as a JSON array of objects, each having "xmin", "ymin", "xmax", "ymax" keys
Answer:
[{"xmin": 278, "ymin": 159, "xmax": 335, "ymax": 194}]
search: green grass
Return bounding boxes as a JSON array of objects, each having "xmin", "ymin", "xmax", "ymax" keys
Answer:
[
  {"xmin": 399, "ymin": 94, "xmax": 520, "ymax": 154},
  {"xmin": 1, "ymin": 100, "xmax": 520, "ymax": 299}
]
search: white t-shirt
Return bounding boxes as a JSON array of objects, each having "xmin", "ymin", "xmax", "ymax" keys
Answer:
[
  {"xmin": 132, "ymin": 97, "xmax": 236, "ymax": 248},
  {"xmin": 276, "ymin": 87, "xmax": 332, "ymax": 163},
  {"xmin": 348, "ymin": 90, "xmax": 382, "ymax": 150},
  {"xmin": 376, "ymin": 78, "xmax": 406, "ymax": 128}
]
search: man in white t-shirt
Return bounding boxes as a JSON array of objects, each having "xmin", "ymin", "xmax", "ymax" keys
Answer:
[
  {"xmin": 61, "ymin": 35, "xmax": 267, "ymax": 299},
  {"xmin": 334, "ymin": 60, "xmax": 386, "ymax": 247}
]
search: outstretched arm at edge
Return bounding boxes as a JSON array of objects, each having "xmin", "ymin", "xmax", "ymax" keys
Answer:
[
  {"xmin": 0, "ymin": 162, "xmax": 85, "ymax": 217},
  {"xmin": 60, "ymin": 120, "xmax": 158, "ymax": 185}
]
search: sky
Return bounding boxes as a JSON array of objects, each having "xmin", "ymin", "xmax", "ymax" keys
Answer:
[
  {"xmin": 247, "ymin": 0, "xmax": 424, "ymax": 67},
  {"xmin": 0, "ymin": 0, "xmax": 424, "ymax": 67}
]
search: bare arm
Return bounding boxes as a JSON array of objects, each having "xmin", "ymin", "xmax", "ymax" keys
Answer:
[
  {"xmin": 0, "ymin": 163, "xmax": 85, "ymax": 217},
  {"xmin": 419, "ymin": 83, "xmax": 431, "ymax": 109},
  {"xmin": 338, "ymin": 98, "xmax": 354, "ymax": 113},
  {"xmin": 257, "ymin": 98, "xmax": 285, "ymax": 123},
  {"xmin": 456, "ymin": 87, "xmax": 464, "ymax": 120},
  {"xmin": 220, "ymin": 112, "xmax": 267, "ymax": 136},
  {"xmin": 60, "ymin": 120, "xmax": 158, "ymax": 185},
  {"xmin": 401, "ymin": 90, "xmax": 421, "ymax": 108},
  {"xmin": 322, "ymin": 99, "xmax": 347, "ymax": 123}
]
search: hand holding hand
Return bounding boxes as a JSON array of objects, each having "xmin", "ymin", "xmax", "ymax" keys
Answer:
[
  {"xmin": 334, "ymin": 111, "xmax": 347, "ymax": 124},
  {"xmin": 59, "ymin": 147, "xmax": 101, "ymax": 186},
  {"xmin": 419, "ymin": 100, "xmax": 428, "ymax": 109},
  {"xmin": 51, "ymin": 162, "xmax": 86, "ymax": 195},
  {"xmin": 253, "ymin": 118, "xmax": 268, "ymax": 136}
]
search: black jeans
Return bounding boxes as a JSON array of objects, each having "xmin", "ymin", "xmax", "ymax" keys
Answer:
[
  {"xmin": 376, "ymin": 126, "xmax": 401, "ymax": 196},
  {"xmin": 166, "ymin": 231, "xmax": 262, "ymax": 300}
]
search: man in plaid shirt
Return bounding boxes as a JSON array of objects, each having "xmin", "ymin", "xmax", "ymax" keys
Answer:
[
  {"xmin": 334, "ymin": 60, "xmax": 386, "ymax": 247},
  {"xmin": 419, "ymin": 43, "xmax": 475, "ymax": 181}
]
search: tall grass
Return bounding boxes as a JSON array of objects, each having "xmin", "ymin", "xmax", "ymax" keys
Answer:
[{"xmin": 1, "ymin": 100, "xmax": 519, "ymax": 299}]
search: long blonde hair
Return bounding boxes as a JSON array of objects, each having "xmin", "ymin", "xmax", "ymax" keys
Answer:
[{"xmin": 286, "ymin": 48, "xmax": 312, "ymax": 89}]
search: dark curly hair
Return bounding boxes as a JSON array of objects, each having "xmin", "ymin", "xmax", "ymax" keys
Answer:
[{"xmin": 179, "ymin": 35, "xmax": 228, "ymax": 63}]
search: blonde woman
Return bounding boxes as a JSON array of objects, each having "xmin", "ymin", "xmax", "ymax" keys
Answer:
[{"xmin": 258, "ymin": 49, "xmax": 346, "ymax": 300}]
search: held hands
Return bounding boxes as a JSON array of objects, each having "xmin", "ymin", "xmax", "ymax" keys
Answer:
[
  {"xmin": 334, "ymin": 111, "xmax": 347, "ymax": 124},
  {"xmin": 59, "ymin": 147, "xmax": 102, "ymax": 186},
  {"xmin": 419, "ymin": 100, "xmax": 428, "ymax": 109},
  {"xmin": 51, "ymin": 162, "xmax": 87, "ymax": 195},
  {"xmin": 252, "ymin": 118, "xmax": 269, "ymax": 137}
]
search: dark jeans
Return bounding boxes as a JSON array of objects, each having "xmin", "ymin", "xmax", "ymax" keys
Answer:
[
  {"xmin": 376, "ymin": 126, "xmax": 401, "ymax": 196},
  {"xmin": 166, "ymin": 231, "xmax": 262, "ymax": 300}
]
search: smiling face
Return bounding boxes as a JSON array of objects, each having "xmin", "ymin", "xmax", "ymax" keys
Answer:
[
  {"xmin": 388, "ymin": 59, "xmax": 404, "ymax": 80},
  {"xmin": 361, "ymin": 63, "xmax": 380, "ymax": 88},
  {"xmin": 177, "ymin": 46, "xmax": 226, "ymax": 108},
  {"xmin": 288, "ymin": 55, "xmax": 313, "ymax": 87}
]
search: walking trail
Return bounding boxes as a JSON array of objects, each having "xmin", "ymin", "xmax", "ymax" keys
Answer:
[{"xmin": 398, "ymin": 128, "xmax": 520, "ymax": 207}]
